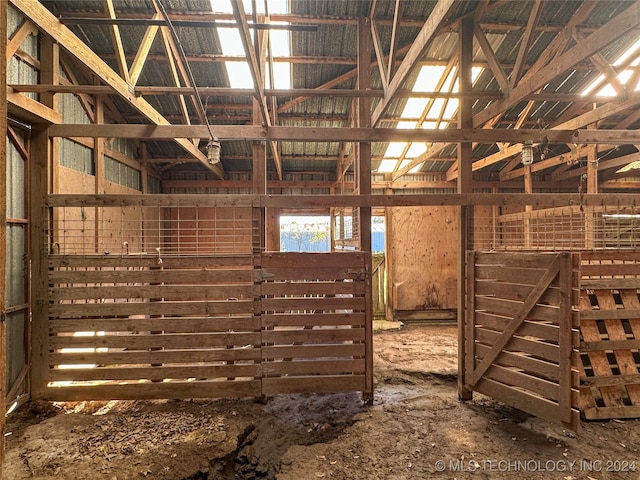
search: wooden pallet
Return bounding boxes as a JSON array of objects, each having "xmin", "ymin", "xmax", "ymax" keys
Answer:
[{"xmin": 579, "ymin": 252, "xmax": 640, "ymax": 419}]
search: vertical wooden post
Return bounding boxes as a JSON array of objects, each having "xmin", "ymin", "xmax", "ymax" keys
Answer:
[
  {"xmin": 523, "ymin": 162, "xmax": 533, "ymax": 248},
  {"xmin": 1, "ymin": 1, "xmax": 8, "ymax": 474},
  {"xmin": 585, "ymin": 122, "xmax": 598, "ymax": 248},
  {"xmin": 384, "ymin": 173, "xmax": 394, "ymax": 321},
  {"xmin": 29, "ymin": 126, "xmax": 51, "ymax": 400},
  {"xmin": 94, "ymin": 94, "xmax": 105, "ymax": 253},
  {"xmin": 457, "ymin": 15, "xmax": 474, "ymax": 401},
  {"xmin": 358, "ymin": 16, "xmax": 373, "ymax": 403}
]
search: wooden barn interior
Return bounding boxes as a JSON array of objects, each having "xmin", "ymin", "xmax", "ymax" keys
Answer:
[{"xmin": 2, "ymin": 0, "xmax": 640, "ymax": 476}]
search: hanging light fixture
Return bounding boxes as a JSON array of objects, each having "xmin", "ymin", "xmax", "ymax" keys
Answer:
[
  {"xmin": 521, "ymin": 140, "xmax": 534, "ymax": 165},
  {"xmin": 207, "ymin": 137, "xmax": 221, "ymax": 165}
]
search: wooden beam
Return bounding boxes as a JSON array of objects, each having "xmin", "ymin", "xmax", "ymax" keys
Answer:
[
  {"xmin": 474, "ymin": 24, "xmax": 510, "ymax": 94},
  {"xmin": 473, "ymin": 1, "xmax": 639, "ymax": 127},
  {"xmin": 387, "ymin": 0, "xmax": 402, "ymax": 81},
  {"xmin": 127, "ymin": 14, "xmax": 160, "ymax": 86},
  {"xmin": 48, "ymin": 124, "xmax": 640, "ymax": 145},
  {"xmin": 511, "ymin": 0, "xmax": 543, "ymax": 88},
  {"xmin": 6, "ymin": 18, "xmax": 37, "ymax": 61},
  {"xmin": 104, "ymin": 0, "xmax": 130, "ymax": 83},
  {"xmin": 371, "ymin": 0, "xmax": 457, "ymax": 125},
  {"xmin": 458, "ymin": 14, "xmax": 474, "ymax": 402},
  {"xmin": 46, "ymin": 193, "xmax": 640, "ymax": 209},
  {"xmin": 9, "ymin": 0, "xmax": 217, "ymax": 176},
  {"xmin": 370, "ymin": 19, "xmax": 389, "ymax": 93},
  {"xmin": 0, "ymin": 0, "xmax": 6, "ymax": 472},
  {"xmin": 7, "ymin": 89, "xmax": 63, "ymax": 124}
]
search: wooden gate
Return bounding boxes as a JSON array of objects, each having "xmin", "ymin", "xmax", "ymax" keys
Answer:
[
  {"xmin": 42, "ymin": 251, "xmax": 372, "ymax": 401},
  {"xmin": 461, "ymin": 252, "xmax": 580, "ymax": 428}
]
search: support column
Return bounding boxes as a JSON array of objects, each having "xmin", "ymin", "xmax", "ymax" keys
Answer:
[
  {"xmin": 457, "ymin": 16, "xmax": 474, "ymax": 401},
  {"xmin": 358, "ymin": 17, "xmax": 373, "ymax": 403},
  {"xmin": 94, "ymin": 94, "xmax": 105, "ymax": 252},
  {"xmin": 1, "ymin": 2, "xmax": 7, "ymax": 474},
  {"xmin": 585, "ymin": 121, "xmax": 598, "ymax": 248},
  {"xmin": 29, "ymin": 126, "xmax": 51, "ymax": 400},
  {"xmin": 523, "ymin": 162, "xmax": 533, "ymax": 248}
]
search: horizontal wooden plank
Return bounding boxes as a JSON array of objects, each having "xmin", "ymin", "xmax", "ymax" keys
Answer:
[
  {"xmin": 50, "ymin": 316, "xmax": 260, "ymax": 334},
  {"xmin": 582, "ymin": 405, "xmax": 640, "ymax": 420},
  {"xmin": 475, "ymin": 296, "xmax": 561, "ymax": 323},
  {"xmin": 50, "ymin": 332, "xmax": 261, "ymax": 349},
  {"xmin": 581, "ymin": 264, "xmax": 640, "ymax": 277},
  {"xmin": 49, "ymin": 364, "xmax": 260, "ymax": 382},
  {"xmin": 261, "ymin": 296, "xmax": 364, "ymax": 312},
  {"xmin": 579, "ymin": 309, "xmax": 640, "ymax": 320},
  {"xmin": 262, "ymin": 359, "xmax": 364, "ymax": 377},
  {"xmin": 44, "ymin": 379, "xmax": 261, "ymax": 401},
  {"xmin": 50, "ymin": 284, "xmax": 257, "ymax": 301},
  {"xmin": 581, "ymin": 251, "xmax": 640, "ymax": 262},
  {"xmin": 48, "ymin": 254, "xmax": 254, "ymax": 269},
  {"xmin": 475, "ymin": 280, "xmax": 562, "ymax": 307},
  {"xmin": 474, "ymin": 252, "xmax": 560, "ymax": 269},
  {"xmin": 261, "ymin": 344, "xmax": 365, "ymax": 359},
  {"xmin": 261, "ymin": 252, "xmax": 365, "ymax": 269},
  {"xmin": 262, "ymin": 328, "xmax": 364, "ymax": 344},
  {"xmin": 581, "ymin": 374, "xmax": 640, "ymax": 387},
  {"xmin": 261, "ymin": 375, "xmax": 365, "ymax": 395},
  {"xmin": 581, "ymin": 279, "xmax": 640, "ymax": 289},
  {"xmin": 475, "ymin": 343, "xmax": 561, "ymax": 381},
  {"xmin": 473, "ymin": 377, "xmax": 580, "ymax": 428},
  {"xmin": 262, "ymin": 312, "xmax": 366, "ymax": 328},
  {"xmin": 484, "ymin": 364, "xmax": 561, "ymax": 402},
  {"xmin": 475, "ymin": 327, "xmax": 560, "ymax": 362},
  {"xmin": 475, "ymin": 265, "xmax": 560, "ymax": 286},
  {"xmin": 474, "ymin": 311, "xmax": 561, "ymax": 342},
  {"xmin": 261, "ymin": 281, "xmax": 365, "ymax": 296},
  {"xmin": 580, "ymin": 339, "xmax": 640, "ymax": 351},
  {"xmin": 50, "ymin": 347, "xmax": 262, "ymax": 365},
  {"xmin": 49, "ymin": 268, "xmax": 255, "ymax": 284},
  {"xmin": 261, "ymin": 268, "xmax": 365, "ymax": 282},
  {"xmin": 49, "ymin": 300, "xmax": 254, "ymax": 318}
]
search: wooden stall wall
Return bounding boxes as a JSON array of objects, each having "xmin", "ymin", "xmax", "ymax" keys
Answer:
[
  {"xmin": 43, "ymin": 249, "xmax": 372, "ymax": 401},
  {"xmin": 387, "ymin": 206, "xmax": 458, "ymax": 312},
  {"xmin": 578, "ymin": 250, "xmax": 640, "ymax": 420},
  {"xmin": 462, "ymin": 251, "xmax": 581, "ymax": 429}
]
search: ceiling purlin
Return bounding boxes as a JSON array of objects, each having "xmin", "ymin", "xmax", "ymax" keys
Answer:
[
  {"xmin": 371, "ymin": 0, "xmax": 457, "ymax": 126},
  {"xmin": 473, "ymin": 1, "xmax": 638, "ymax": 128},
  {"xmin": 104, "ymin": 0, "xmax": 129, "ymax": 83},
  {"xmin": 230, "ymin": 0, "xmax": 282, "ymax": 180}
]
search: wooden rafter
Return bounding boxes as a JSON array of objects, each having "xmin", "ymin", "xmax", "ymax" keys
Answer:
[
  {"xmin": 371, "ymin": 0, "xmax": 457, "ymax": 126},
  {"xmin": 574, "ymin": 30, "xmax": 625, "ymax": 95},
  {"xmin": 387, "ymin": 0, "xmax": 402, "ymax": 81},
  {"xmin": 370, "ymin": 17, "xmax": 389, "ymax": 92}
]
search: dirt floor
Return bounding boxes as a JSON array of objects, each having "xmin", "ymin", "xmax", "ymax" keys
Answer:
[{"xmin": 4, "ymin": 325, "xmax": 640, "ymax": 480}]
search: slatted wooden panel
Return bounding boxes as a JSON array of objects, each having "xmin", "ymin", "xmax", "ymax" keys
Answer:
[
  {"xmin": 260, "ymin": 252, "xmax": 369, "ymax": 396},
  {"xmin": 578, "ymin": 251, "xmax": 640, "ymax": 419},
  {"xmin": 47, "ymin": 254, "xmax": 261, "ymax": 401},
  {"xmin": 463, "ymin": 251, "xmax": 581, "ymax": 429}
]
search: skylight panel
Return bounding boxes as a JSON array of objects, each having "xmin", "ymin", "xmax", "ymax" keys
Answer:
[
  {"xmin": 377, "ymin": 159, "xmax": 398, "ymax": 173},
  {"xmin": 212, "ymin": 0, "xmax": 291, "ymax": 90},
  {"xmin": 581, "ymin": 37, "xmax": 640, "ymax": 97}
]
